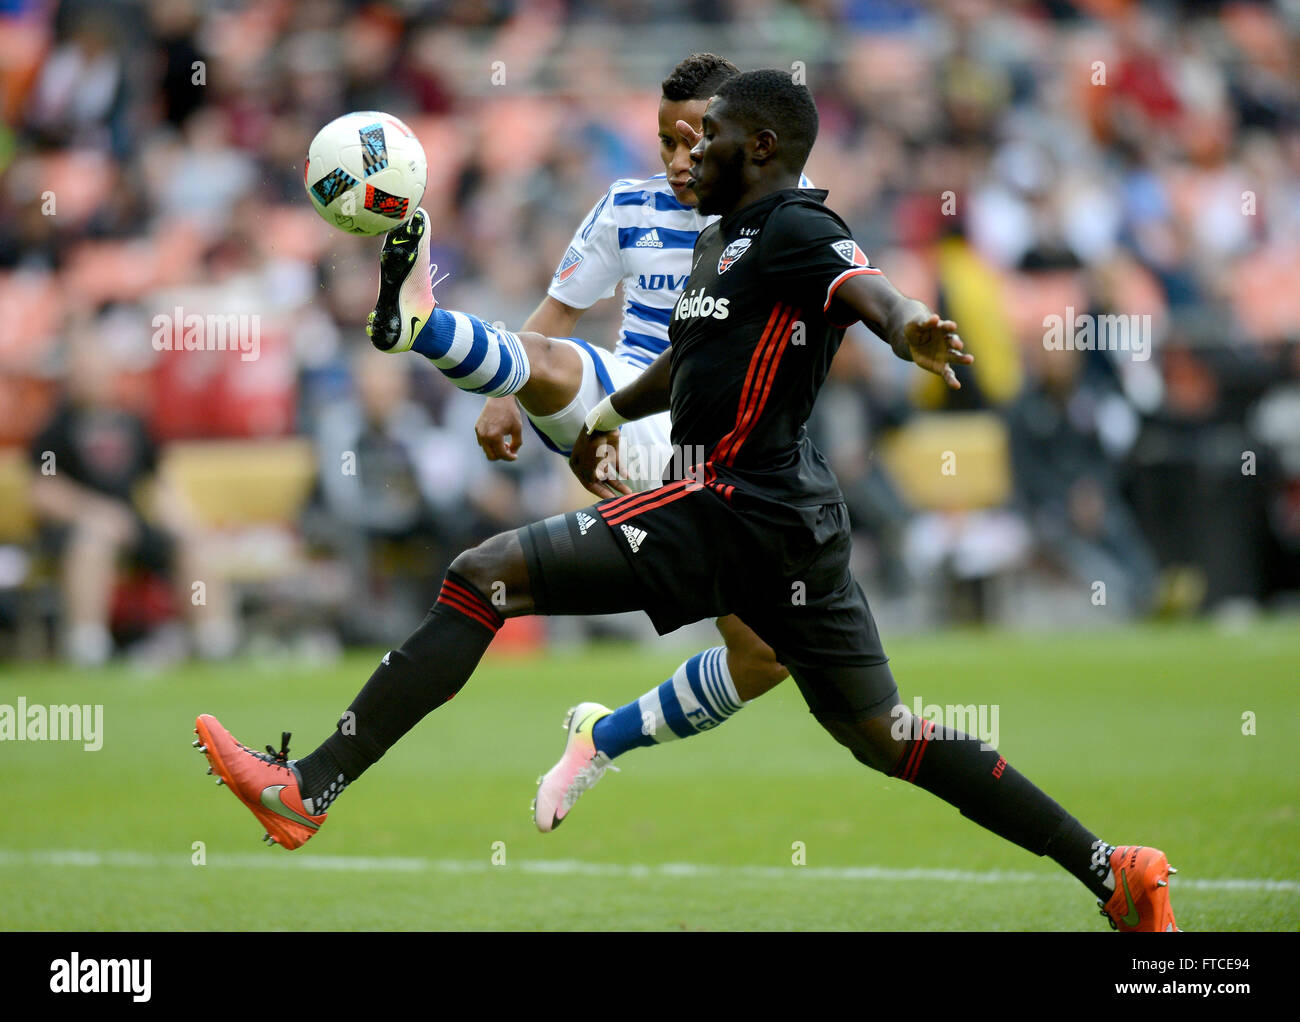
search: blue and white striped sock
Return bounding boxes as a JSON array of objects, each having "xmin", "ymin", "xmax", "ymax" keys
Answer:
[
  {"xmin": 592, "ymin": 647, "xmax": 745, "ymax": 760},
  {"xmin": 411, "ymin": 308, "xmax": 531, "ymax": 397}
]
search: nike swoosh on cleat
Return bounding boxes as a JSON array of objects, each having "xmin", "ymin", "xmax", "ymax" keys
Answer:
[
  {"xmin": 409, "ymin": 316, "xmax": 421, "ymax": 344},
  {"xmin": 574, "ymin": 709, "xmax": 604, "ymax": 735},
  {"xmin": 260, "ymin": 785, "xmax": 320, "ymax": 830},
  {"xmin": 1120, "ymin": 869, "xmax": 1141, "ymax": 927}
]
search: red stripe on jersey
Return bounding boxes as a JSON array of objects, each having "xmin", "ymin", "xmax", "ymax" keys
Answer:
[
  {"xmin": 710, "ymin": 303, "xmax": 789, "ymax": 466},
  {"xmin": 712, "ymin": 303, "xmax": 796, "ymax": 467},
  {"xmin": 598, "ymin": 478, "xmax": 691, "ymax": 520},
  {"xmin": 823, "ymin": 266, "xmax": 883, "ymax": 326},
  {"xmin": 603, "ymin": 481, "xmax": 697, "ymax": 526},
  {"xmin": 719, "ymin": 303, "xmax": 797, "ymax": 466}
]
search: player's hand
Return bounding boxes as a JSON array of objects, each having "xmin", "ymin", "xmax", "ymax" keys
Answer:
[
  {"xmin": 675, "ymin": 119, "xmax": 702, "ymax": 148},
  {"xmin": 570, "ymin": 425, "xmax": 632, "ymax": 499},
  {"xmin": 475, "ymin": 397, "xmax": 524, "ymax": 461},
  {"xmin": 902, "ymin": 313, "xmax": 973, "ymax": 390}
]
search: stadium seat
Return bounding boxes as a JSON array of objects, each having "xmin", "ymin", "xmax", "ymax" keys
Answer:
[
  {"xmin": 0, "ymin": 447, "xmax": 36, "ymax": 542},
  {"xmin": 160, "ymin": 438, "xmax": 316, "ymax": 529},
  {"xmin": 878, "ymin": 411, "xmax": 1012, "ymax": 512},
  {"xmin": 0, "ymin": 446, "xmax": 53, "ymax": 658}
]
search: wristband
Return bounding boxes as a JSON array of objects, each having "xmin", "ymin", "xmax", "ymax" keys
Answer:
[{"xmin": 584, "ymin": 395, "xmax": 630, "ymax": 434}]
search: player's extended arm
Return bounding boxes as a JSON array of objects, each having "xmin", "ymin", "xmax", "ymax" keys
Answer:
[
  {"xmin": 474, "ymin": 296, "xmax": 586, "ymax": 461},
  {"xmin": 831, "ymin": 273, "xmax": 973, "ymax": 390},
  {"xmin": 568, "ymin": 349, "xmax": 672, "ymax": 499}
]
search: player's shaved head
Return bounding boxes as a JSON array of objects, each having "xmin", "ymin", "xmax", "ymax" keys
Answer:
[
  {"xmin": 661, "ymin": 52, "xmax": 739, "ymax": 102},
  {"xmin": 713, "ymin": 69, "xmax": 818, "ymax": 173}
]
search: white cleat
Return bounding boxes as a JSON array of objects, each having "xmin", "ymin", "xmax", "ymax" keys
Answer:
[
  {"xmin": 366, "ymin": 207, "xmax": 435, "ymax": 353},
  {"xmin": 533, "ymin": 702, "xmax": 617, "ymax": 833}
]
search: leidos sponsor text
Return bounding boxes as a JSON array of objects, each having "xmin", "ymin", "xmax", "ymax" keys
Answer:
[
  {"xmin": 151, "ymin": 306, "xmax": 261, "ymax": 361},
  {"xmin": 0, "ymin": 697, "xmax": 103, "ymax": 751},
  {"xmin": 50, "ymin": 954, "xmax": 150, "ymax": 1002}
]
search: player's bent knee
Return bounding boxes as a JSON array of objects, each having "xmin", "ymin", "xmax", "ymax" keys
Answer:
[
  {"xmin": 520, "ymin": 332, "xmax": 580, "ymax": 390},
  {"xmin": 730, "ymin": 650, "xmax": 789, "ymax": 700},
  {"xmin": 447, "ymin": 531, "xmax": 534, "ymax": 616},
  {"xmin": 818, "ymin": 712, "xmax": 909, "ymax": 775}
]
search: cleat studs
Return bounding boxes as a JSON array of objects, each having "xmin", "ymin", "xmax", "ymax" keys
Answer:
[
  {"xmin": 1156, "ymin": 879, "xmax": 1168, "ymax": 887},
  {"xmin": 192, "ymin": 739, "xmax": 201, "ymax": 747},
  {"xmin": 1168, "ymin": 866, "xmax": 1178, "ymax": 875},
  {"xmin": 206, "ymin": 767, "xmax": 213, "ymax": 775},
  {"xmin": 215, "ymin": 777, "xmax": 224, "ymax": 786}
]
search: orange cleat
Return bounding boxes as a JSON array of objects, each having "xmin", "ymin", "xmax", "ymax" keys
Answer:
[
  {"xmin": 193, "ymin": 714, "xmax": 326, "ymax": 850},
  {"xmin": 1100, "ymin": 845, "xmax": 1181, "ymax": 931}
]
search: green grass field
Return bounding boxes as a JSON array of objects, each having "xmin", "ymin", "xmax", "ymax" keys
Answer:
[{"xmin": 2, "ymin": 621, "xmax": 1297, "ymax": 931}]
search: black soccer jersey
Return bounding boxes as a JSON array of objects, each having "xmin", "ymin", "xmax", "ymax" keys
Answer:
[{"xmin": 666, "ymin": 187, "xmax": 880, "ymax": 512}]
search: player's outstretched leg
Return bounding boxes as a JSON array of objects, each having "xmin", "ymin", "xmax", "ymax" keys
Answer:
[
  {"xmin": 366, "ymin": 207, "xmax": 580, "ymax": 412},
  {"xmin": 533, "ymin": 616, "xmax": 787, "ymax": 832},
  {"xmin": 819, "ymin": 698, "xmax": 1179, "ymax": 931},
  {"xmin": 195, "ymin": 529, "xmax": 533, "ymax": 848}
]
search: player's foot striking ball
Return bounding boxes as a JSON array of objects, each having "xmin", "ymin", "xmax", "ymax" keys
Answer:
[{"xmin": 198, "ymin": 69, "xmax": 1181, "ymax": 931}]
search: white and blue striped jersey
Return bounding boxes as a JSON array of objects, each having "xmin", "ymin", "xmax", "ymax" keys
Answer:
[{"xmin": 547, "ymin": 172, "xmax": 812, "ymax": 370}]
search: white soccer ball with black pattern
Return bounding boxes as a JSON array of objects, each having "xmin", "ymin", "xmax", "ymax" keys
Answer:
[{"xmin": 304, "ymin": 111, "xmax": 427, "ymax": 236}]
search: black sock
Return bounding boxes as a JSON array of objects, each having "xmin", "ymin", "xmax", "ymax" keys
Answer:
[
  {"xmin": 894, "ymin": 719, "xmax": 1114, "ymax": 899},
  {"xmin": 294, "ymin": 571, "xmax": 502, "ymax": 808},
  {"xmin": 1044, "ymin": 817, "xmax": 1116, "ymax": 901}
]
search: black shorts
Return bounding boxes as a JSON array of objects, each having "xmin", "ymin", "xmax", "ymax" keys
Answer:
[{"xmin": 519, "ymin": 483, "xmax": 897, "ymax": 720}]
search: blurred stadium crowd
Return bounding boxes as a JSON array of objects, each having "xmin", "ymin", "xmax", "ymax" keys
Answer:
[{"xmin": 0, "ymin": 0, "xmax": 1297, "ymax": 664}]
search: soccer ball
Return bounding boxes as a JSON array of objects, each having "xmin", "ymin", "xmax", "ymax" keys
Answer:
[{"xmin": 304, "ymin": 111, "xmax": 427, "ymax": 236}]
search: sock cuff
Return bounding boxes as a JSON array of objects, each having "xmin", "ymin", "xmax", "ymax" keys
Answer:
[
  {"xmin": 415, "ymin": 309, "xmax": 531, "ymax": 397},
  {"xmin": 890, "ymin": 717, "xmax": 936, "ymax": 782},
  {"xmin": 436, "ymin": 571, "xmax": 504, "ymax": 634},
  {"xmin": 707, "ymin": 646, "xmax": 746, "ymax": 708}
]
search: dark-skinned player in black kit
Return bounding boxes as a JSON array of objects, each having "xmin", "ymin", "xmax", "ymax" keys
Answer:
[{"xmin": 194, "ymin": 69, "xmax": 1179, "ymax": 931}]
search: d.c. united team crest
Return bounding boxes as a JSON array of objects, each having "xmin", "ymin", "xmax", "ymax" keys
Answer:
[{"xmin": 717, "ymin": 237, "xmax": 752, "ymax": 274}]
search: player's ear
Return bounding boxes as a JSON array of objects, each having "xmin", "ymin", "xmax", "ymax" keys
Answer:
[{"xmin": 750, "ymin": 127, "xmax": 778, "ymax": 166}]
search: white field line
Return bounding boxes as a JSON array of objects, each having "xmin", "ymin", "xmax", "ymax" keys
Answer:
[{"xmin": 0, "ymin": 849, "xmax": 1294, "ymax": 893}]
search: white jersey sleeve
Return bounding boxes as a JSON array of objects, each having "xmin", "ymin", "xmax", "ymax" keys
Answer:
[{"xmin": 546, "ymin": 181, "xmax": 632, "ymax": 311}]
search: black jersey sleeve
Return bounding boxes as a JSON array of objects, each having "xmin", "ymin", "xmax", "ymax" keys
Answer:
[{"xmin": 759, "ymin": 199, "xmax": 881, "ymax": 325}]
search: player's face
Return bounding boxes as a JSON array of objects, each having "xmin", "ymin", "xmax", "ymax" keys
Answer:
[
  {"xmin": 658, "ymin": 98, "xmax": 708, "ymax": 206},
  {"xmin": 687, "ymin": 98, "xmax": 746, "ymax": 217}
]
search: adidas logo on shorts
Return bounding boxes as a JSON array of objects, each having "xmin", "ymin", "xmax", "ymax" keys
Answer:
[
  {"xmin": 576, "ymin": 511, "xmax": 596, "ymax": 536},
  {"xmin": 634, "ymin": 229, "xmax": 663, "ymax": 249},
  {"xmin": 621, "ymin": 524, "xmax": 647, "ymax": 552}
]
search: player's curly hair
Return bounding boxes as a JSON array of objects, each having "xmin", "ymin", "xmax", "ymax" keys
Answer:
[
  {"xmin": 661, "ymin": 53, "xmax": 740, "ymax": 102},
  {"xmin": 714, "ymin": 68, "xmax": 819, "ymax": 172}
]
